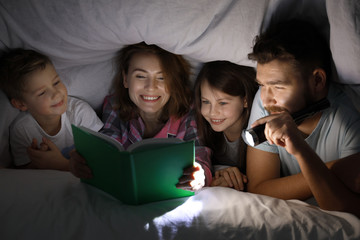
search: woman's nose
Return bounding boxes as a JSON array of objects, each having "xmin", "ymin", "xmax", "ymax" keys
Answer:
[{"xmin": 145, "ymin": 77, "xmax": 157, "ymax": 90}]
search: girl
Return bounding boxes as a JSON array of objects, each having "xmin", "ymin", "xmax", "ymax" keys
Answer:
[
  {"xmin": 70, "ymin": 42, "xmax": 212, "ymax": 190},
  {"xmin": 194, "ymin": 61, "xmax": 258, "ymax": 191}
]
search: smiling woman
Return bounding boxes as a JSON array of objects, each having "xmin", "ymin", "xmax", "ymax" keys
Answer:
[
  {"xmin": 123, "ymin": 52, "xmax": 170, "ymax": 123},
  {"xmin": 69, "ymin": 42, "xmax": 213, "ymax": 191}
]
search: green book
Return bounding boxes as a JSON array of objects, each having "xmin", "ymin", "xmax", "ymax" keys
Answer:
[{"xmin": 71, "ymin": 125, "xmax": 195, "ymax": 205}]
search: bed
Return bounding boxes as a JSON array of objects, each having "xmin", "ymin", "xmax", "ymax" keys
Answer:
[{"xmin": 1, "ymin": 0, "xmax": 360, "ymax": 239}]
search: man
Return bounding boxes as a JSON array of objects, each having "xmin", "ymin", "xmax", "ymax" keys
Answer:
[{"xmin": 246, "ymin": 19, "xmax": 360, "ymax": 218}]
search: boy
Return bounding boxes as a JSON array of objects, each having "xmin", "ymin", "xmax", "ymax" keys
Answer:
[{"xmin": 0, "ymin": 49, "xmax": 103, "ymax": 170}]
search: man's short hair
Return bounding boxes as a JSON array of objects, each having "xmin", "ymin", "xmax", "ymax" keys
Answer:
[{"xmin": 248, "ymin": 19, "xmax": 332, "ymax": 83}]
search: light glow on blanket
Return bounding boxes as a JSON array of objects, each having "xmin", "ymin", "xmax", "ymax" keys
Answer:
[{"xmin": 148, "ymin": 198, "xmax": 203, "ymax": 239}]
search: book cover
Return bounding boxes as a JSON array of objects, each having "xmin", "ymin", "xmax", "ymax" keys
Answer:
[{"xmin": 71, "ymin": 125, "xmax": 195, "ymax": 204}]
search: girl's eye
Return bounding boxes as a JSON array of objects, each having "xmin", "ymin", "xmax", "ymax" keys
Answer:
[
  {"xmin": 38, "ymin": 91, "xmax": 45, "ymax": 97},
  {"xmin": 53, "ymin": 80, "xmax": 60, "ymax": 86}
]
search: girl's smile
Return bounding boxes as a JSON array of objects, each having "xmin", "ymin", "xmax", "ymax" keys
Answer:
[{"xmin": 200, "ymin": 80, "xmax": 247, "ymax": 141}]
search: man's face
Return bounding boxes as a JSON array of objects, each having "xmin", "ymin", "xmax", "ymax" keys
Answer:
[{"xmin": 256, "ymin": 59, "xmax": 313, "ymax": 115}]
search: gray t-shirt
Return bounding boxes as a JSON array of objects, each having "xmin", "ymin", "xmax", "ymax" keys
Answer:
[
  {"xmin": 247, "ymin": 83, "xmax": 360, "ymax": 176},
  {"xmin": 213, "ymin": 134, "xmax": 246, "ymax": 172}
]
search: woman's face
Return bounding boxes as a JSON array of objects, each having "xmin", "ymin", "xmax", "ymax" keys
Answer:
[
  {"xmin": 123, "ymin": 52, "xmax": 170, "ymax": 120},
  {"xmin": 200, "ymin": 80, "xmax": 247, "ymax": 141}
]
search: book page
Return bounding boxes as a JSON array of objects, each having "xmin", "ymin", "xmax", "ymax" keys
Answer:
[
  {"xmin": 127, "ymin": 138, "xmax": 183, "ymax": 152},
  {"xmin": 77, "ymin": 126, "xmax": 125, "ymax": 151}
]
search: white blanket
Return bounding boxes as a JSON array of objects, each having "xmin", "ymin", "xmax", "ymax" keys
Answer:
[
  {"xmin": 0, "ymin": 169, "xmax": 359, "ymax": 240},
  {"xmin": 0, "ymin": 0, "xmax": 360, "ymax": 238}
]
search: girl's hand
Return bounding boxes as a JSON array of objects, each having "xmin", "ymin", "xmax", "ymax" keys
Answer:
[
  {"xmin": 69, "ymin": 150, "xmax": 93, "ymax": 179},
  {"xmin": 176, "ymin": 162, "xmax": 205, "ymax": 191},
  {"xmin": 211, "ymin": 167, "xmax": 247, "ymax": 191}
]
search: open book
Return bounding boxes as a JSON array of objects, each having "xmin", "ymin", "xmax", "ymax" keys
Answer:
[{"xmin": 71, "ymin": 125, "xmax": 195, "ymax": 205}]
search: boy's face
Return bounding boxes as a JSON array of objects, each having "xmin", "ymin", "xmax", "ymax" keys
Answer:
[
  {"xmin": 14, "ymin": 63, "xmax": 68, "ymax": 120},
  {"xmin": 256, "ymin": 59, "xmax": 313, "ymax": 115},
  {"xmin": 123, "ymin": 52, "xmax": 170, "ymax": 120}
]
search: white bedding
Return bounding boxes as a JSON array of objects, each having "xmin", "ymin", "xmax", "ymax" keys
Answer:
[
  {"xmin": 1, "ymin": 0, "xmax": 360, "ymax": 239},
  {"xmin": 0, "ymin": 169, "xmax": 359, "ymax": 240}
]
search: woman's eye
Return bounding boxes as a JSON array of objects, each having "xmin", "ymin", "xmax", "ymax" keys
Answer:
[
  {"xmin": 157, "ymin": 77, "xmax": 164, "ymax": 81},
  {"xmin": 201, "ymin": 100, "xmax": 209, "ymax": 104},
  {"xmin": 219, "ymin": 102, "xmax": 227, "ymax": 106},
  {"xmin": 136, "ymin": 75, "xmax": 146, "ymax": 79}
]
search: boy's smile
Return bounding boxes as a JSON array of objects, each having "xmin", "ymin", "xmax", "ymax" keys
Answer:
[{"xmin": 14, "ymin": 63, "xmax": 68, "ymax": 124}]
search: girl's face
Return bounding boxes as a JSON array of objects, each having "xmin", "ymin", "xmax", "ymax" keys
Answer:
[
  {"xmin": 123, "ymin": 52, "xmax": 170, "ymax": 120},
  {"xmin": 200, "ymin": 80, "xmax": 247, "ymax": 141},
  {"xmin": 13, "ymin": 63, "xmax": 68, "ymax": 122}
]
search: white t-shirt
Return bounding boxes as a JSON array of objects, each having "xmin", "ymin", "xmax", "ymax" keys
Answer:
[
  {"xmin": 247, "ymin": 83, "xmax": 360, "ymax": 176},
  {"xmin": 10, "ymin": 96, "xmax": 103, "ymax": 166}
]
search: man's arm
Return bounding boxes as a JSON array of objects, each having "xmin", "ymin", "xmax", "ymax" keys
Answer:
[
  {"xmin": 294, "ymin": 146, "xmax": 360, "ymax": 217},
  {"xmin": 246, "ymin": 146, "xmax": 313, "ymax": 200}
]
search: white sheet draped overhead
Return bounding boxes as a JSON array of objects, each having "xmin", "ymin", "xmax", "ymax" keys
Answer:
[{"xmin": 0, "ymin": 0, "xmax": 360, "ymax": 239}]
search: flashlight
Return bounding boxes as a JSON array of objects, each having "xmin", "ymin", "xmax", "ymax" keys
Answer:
[{"xmin": 243, "ymin": 98, "xmax": 330, "ymax": 147}]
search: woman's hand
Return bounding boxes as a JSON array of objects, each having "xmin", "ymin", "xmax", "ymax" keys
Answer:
[
  {"xmin": 69, "ymin": 150, "xmax": 92, "ymax": 179},
  {"xmin": 211, "ymin": 167, "xmax": 247, "ymax": 191},
  {"xmin": 176, "ymin": 162, "xmax": 205, "ymax": 191}
]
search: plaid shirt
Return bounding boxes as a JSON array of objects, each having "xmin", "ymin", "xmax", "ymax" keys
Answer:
[{"xmin": 101, "ymin": 95, "xmax": 213, "ymax": 186}]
